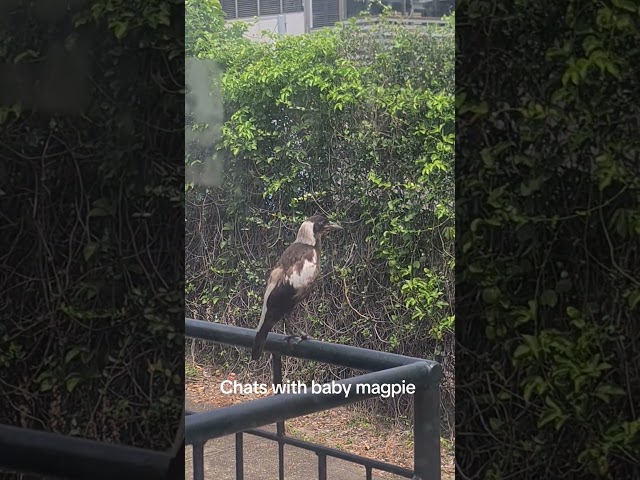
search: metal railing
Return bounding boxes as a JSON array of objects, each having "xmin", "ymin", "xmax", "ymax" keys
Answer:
[
  {"xmin": 185, "ymin": 318, "xmax": 442, "ymax": 480},
  {"xmin": 0, "ymin": 423, "xmax": 180, "ymax": 480}
]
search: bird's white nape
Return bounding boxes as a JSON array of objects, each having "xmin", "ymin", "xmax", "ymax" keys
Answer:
[{"xmin": 295, "ymin": 220, "xmax": 316, "ymax": 246}]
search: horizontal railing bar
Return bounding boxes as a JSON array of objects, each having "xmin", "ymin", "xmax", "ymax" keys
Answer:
[
  {"xmin": 244, "ymin": 427, "xmax": 414, "ymax": 478},
  {"xmin": 186, "ymin": 318, "xmax": 440, "ymax": 373},
  {"xmin": 0, "ymin": 424, "xmax": 172, "ymax": 480},
  {"xmin": 185, "ymin": 362, "xmax": 435, "ymax": 445}
]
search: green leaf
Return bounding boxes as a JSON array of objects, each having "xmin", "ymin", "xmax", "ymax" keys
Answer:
[
  {"xmin": 468, "ymin": 263, "xmax": 483, "ymax": 273},
  {"xmin": 594, "ymin": 384, "xmax": 626, "ymax": 403},
  {"xmin": 520, "ymin": 177, "xmax": 544, "ymax": 196},
  {"xmin": 481, "ymin": 148, "xmax": 494, "ymax": 168},
  {"xmin": 540, "ymin": 289, "xmax": 558, "ymax": 308},
  {"xmin": 482, "ymin": 287, "xmax": 500, "ymax": 304},
  {"xmin": 545, "ymin": 396, "xmax": 562, "ymax": 412},
  {"xmin": 83, "ymin": 242, "xmax": 99, "ymax": 261},
  {"xmin": 538, "ymin": 396, "xmax": 567, "ymax": 430},
  {"xmin": 65, "ymin": 348, "xmax": 82, "ymax": 364},
  {"xmin": 627, "ymin": 289, "xmax": 640, "ymax": 310},
  {"xmin": 113, "ymin": 22, "xmax": 128, "ymax": 40},
  {"xmin": 537, "ymin": 408, "xmax": 559, "ymax": 428},
  {"xmin": 612, "ymin": 0, "xmax": 637, "ymax": 13},
  {"xmin": 566, "ymin": 306, "xmax": 581, "ymax": 319},
  {"xmin": 605, "ymin": 61, "xmax": 620, "ymax": 78},
  {"xmin": 497, "ymin": 391, "xmax": 511, "ymax": 401},
  {"xmin": 14, "ymin": 49, "xmax": 39, "ymax": 63},
  {"xmin": 469, "ymin": 102, "xmax": 488, "ymax": 115},
  {"xmin": 66, "ymin": 376, "xmax": 81, "ymax": 393},
  {"xmin": 570, "ymin": 70, "xmax": 580, "ymax": 85},
  {"xmin": 523, "ymin": 377, "xmax": 541, "ymax": 402},
  {"xmin": 513, "ymin": 344, "xmax": 530, "ymax": 359},
  {"xmin": 88, "ymin": 208, "xmax": 111, "ymax": 217},
  {"xmin": 489, "ymin": 417, "xmax": 503, "ymax": 431},
  {"xmin": 455, "ymin": 91, "xmax": 467, "ymax": 109},
  {"xmin": 521, "ymin": 334, "xmax": 539, "ymax": 355},
  {"xmin": 40, "ymin": 378, "xmax": 54, "ymax": 392}
]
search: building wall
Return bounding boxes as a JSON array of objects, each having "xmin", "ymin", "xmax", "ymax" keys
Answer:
[
  {"xmin": 240, "ymin": 12, "xmax": 307, "ymax": 40},
  {"xmin": 230, "ymin": 0, "xmax": 452, "ymax": 41}
]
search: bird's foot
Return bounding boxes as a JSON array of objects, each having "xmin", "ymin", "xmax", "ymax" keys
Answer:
[
  {"xmin": 285, "ymin": 333, "xmax": 311, "ymax": 344},
  {"xmin": 285, "ymin": 335, "xmax": 301, "ymax": 344}
]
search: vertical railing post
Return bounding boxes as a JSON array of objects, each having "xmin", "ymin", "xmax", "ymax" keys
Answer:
[
  {"xmin": 414, "ymin": 384, "xmax": 440, "ymax": 480},
  {"xmin": 278, "ymin": 441, "xmax": 285, "ymax": 480},
  {"xmin": 272, "ymin": 353, "xmax": 284, "ymax": 439},
  {"xmin": 272, "ymin": 353, "xmax": 286, "ymax": 480},
  {"xmin": 272, "ymin": 353, "xmax": 283, "ymax": 395},
  {"xmin": 317, "ymin": 453, "xmax": 327, "ymax": 480},
  {"xmin": 193, "ymin": 442, "xmax": 205, "ymax": 480},
  {"xmin": 235, "ymin": 432, "xmax": 244, "ymax": 480}
]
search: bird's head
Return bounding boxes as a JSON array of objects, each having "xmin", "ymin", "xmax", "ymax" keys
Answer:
[{"xmin": 295, "ymin": 215, "xmax": 342, "ymax": 246}]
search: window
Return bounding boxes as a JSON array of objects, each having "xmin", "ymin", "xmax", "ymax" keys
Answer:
[
  {"xmin": 222, "ymin": 0, "xmax": 303, "ymax": 19},
  {"xmin": 312, "ymin": 0, "xmax": 340, "ymax": 28}
]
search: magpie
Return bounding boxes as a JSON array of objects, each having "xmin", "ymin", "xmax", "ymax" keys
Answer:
[{"xmin": 251, "ymin": 215, "xmax": 342, "ymax": 361}]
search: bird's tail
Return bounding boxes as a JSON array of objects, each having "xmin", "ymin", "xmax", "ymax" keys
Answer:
[
  {"xmin": 252, "ymin": 311, "xmax": 278, "ymax": 361},
  {"xmin": 251, "ymin": 328, "xmax": 269, "ymax": 361}
]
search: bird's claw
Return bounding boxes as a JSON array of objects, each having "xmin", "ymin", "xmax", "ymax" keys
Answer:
[{"xmin": 285, "ymin": 334, "xmax": 311, "ymax": 344}]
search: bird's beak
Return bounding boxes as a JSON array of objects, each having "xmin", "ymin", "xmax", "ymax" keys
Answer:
[{"xmin": 325, "ymin": 221, "xmax": 343, "ymax": 232}]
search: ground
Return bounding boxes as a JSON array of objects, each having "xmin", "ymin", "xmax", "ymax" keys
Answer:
[{"xmin": 186, "ymin": 363, "xmax": 454, "ymax": 480}]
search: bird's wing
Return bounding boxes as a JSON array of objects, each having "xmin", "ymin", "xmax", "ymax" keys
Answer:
[
  {"xmin": 253, "ymin": 267, "xmax": 295, "ymax": 360},
  {"xmin": 257, "ymin": 267, "xmax": 282, "ymax": 332}
]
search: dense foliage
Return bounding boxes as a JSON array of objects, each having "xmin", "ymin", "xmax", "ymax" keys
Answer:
[
  {"xmin": 0, "ymin": 0, "xmax": 184, "ymax": 451},
  {"xmin": 457, "ymin": 0, "xmax": 639, "ymax": 477},
  {"xmin": 185, "ymin": 6, "xmax": 455, "ymax": 435}
]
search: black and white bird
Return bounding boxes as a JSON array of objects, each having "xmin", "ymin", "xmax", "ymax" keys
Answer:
[{"xmin": 251, "ymin": 215, "xmax": 343, "ymax": 361}]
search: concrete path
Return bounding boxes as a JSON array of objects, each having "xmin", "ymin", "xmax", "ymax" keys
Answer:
[{"xmin": 185, "ymin": 396, "xmax": 404, "ymax": 480}]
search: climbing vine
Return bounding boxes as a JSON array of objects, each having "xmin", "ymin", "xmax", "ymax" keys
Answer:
[
  {"xmin": 457, "ymin": 0, "xmax": 639, "ymax": 477},
  {"xmin": 0, "ymin": 0, "xmax": 184, "ymax": 451}
]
